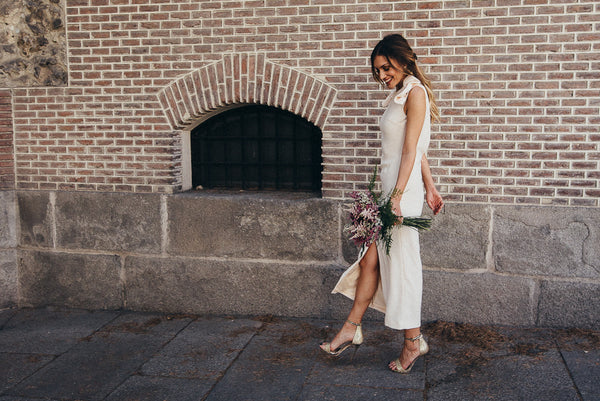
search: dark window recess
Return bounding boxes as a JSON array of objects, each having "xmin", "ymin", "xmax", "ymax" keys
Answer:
[{"xmin": 191, "ymin": 105, "xmax": 323, "ymax": 193}]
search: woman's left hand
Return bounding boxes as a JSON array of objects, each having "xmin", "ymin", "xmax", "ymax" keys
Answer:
[{"xmin": 426, "ymin": 188, "xmax": 444, "ymax": 215}]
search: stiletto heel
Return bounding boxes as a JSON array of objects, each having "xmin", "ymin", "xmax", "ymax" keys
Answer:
[
  {"xmin": 320, "ymin": 320, "xmax": 363, "ymax": 357},
  {"xmin": 390, "ymin": 333, "xmax": 429, "ymax": 374}
]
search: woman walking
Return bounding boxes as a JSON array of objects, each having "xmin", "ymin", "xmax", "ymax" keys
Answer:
[{"xmin": 320, "ymin": 34, "xmax": 444, "ymax": 373}]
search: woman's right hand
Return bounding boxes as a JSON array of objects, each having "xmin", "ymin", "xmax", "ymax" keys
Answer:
[{"xmin": 391, "ymin": 195, "xmax": 404, "ymax": 225}]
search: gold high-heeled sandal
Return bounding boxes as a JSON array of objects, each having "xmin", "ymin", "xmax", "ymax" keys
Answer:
[
  {"xmin": 320, "ymin": 319, "xmax": 363, "ymax": 357},
  {"xmin": 389, "ymin": 333, "xmax": 429, "ymax": 374}
]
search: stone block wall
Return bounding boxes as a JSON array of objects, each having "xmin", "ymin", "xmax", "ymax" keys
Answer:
[
  {"xmin": 13, "ymin": 191, "xmax": 600, "ymax": 329},
  {"xmin": 1, "ymin": 0, "xmax": 599, "ymax": 329},
  {"xmin": 0, "ymin": 191, "xmax": 17, "ymax": 307}
]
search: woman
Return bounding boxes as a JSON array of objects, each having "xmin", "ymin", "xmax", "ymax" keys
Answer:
[{"xmin": 320, "ymin": 34, "xmax": 444, "ymax": 374}]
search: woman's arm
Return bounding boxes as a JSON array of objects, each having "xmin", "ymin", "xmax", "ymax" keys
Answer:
[
  {"xmin": 421, "ymin": 154, "xmax": 444, "ymax": 215},
  {"xmin": 390, "ymin": 86, "xmax": 427, "ymax": 217}
]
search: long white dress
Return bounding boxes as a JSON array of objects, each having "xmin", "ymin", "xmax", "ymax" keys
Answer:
[{"xmin": 332, "ymin": 75, "xmax": 431, "ymax": 330}]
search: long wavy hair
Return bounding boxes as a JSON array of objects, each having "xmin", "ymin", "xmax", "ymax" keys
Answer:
[{"xmin": 371, "ymin": 34, "xmax": 440, "ymax": 122}]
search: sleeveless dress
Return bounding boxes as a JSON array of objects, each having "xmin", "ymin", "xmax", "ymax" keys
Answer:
[{"xmin": 332, "ymin": 75, "xmax": 431, "ymax": 330}]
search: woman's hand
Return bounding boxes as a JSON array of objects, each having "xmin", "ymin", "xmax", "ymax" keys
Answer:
[
  {"xmin": 391, "ymin": 194, "xmax": 404, "ymax": 225},
  {"xmin": 426, "ymin": 187, "xmax": 444, "ymax": 215}
]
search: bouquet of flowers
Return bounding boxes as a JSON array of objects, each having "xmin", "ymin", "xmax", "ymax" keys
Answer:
[{"xmin": 344, "ymin": 166, "xmax": 432, "ymax": 255}]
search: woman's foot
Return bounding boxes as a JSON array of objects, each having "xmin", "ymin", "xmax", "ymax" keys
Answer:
[
  {"xmin": 389, "ymin": 333, "xmax": 429, "ymax": 373},
  {"xmin": 320, "ymin": 320, "xmax": 363, "ymax": 355}
]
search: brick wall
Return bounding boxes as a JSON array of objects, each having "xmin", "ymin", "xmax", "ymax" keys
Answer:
[
  {"xmin": 8, "ymin": 0, "xmax": 600, "ymax": 205},
  {"xmin": 0, "ymin": 90, "xmax": 14, "ymax": 189}
]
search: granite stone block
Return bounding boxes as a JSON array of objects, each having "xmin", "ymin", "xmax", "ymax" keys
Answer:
[
  {"xmin": 493, "ymin": 206, "xmax": 599, "ymax": 279},
  {"xmin": 55, "ymin": 192, "xmax": 162, "ymax": 253},
  {"xmin": 537, "ymin": 280, "xmax": 600, "ymax": 329},
  {"xmin": 420, "ymin": 203, "xmax": 490, "ymax": 270},
  {"xmin": 18, "ymin": 250, "xmax": 122, "ymax": 310},
  {"xmin": 17, "ymin": 191, "xmax": 52, "ymax": 248},
  {"xmin": 0, "ymin": 191, "xmax": 16, "ymax": 248},
  {"xmin": 124, "ymin": 255, "xmax": 337, "ymax": 317},
  {"xmin": 0, "ymin": 0, "xmax": 67, "ymax": 87},
  {"xmin": 167, "ymin": 193, "xmax": 340, "ymax": 261},
  {"xmin": 0, "ymin": 250, "xmax": 17, "ymax": 307},
  {"xmin": 422, "ymin": 270, "xmax": 537, "ymax": 326}
]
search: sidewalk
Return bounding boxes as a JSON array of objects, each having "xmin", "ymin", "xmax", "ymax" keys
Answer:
[{"xmin": 0, "ymin": 307, "xmax": 598, "ymax": 401}]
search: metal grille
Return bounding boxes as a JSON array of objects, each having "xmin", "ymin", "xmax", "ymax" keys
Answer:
[{"xmin": 191, "ymin": 105, "xmax": 323, "ymax": 193}]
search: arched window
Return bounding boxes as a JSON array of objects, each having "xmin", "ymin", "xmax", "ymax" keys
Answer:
[{"xmin": 191, "ymin": 105, "xmax": 322, "ymax": 194}]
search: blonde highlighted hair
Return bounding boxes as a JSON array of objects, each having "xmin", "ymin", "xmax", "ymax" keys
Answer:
[{"xmin": 371, "ymin": 34, "xmax": 440, "ymax": 122}]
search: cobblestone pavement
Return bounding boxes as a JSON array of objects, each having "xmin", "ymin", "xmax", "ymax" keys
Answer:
[{"xmin": 1, "ymin": 307, "xmax": 598, "ymax": 401}]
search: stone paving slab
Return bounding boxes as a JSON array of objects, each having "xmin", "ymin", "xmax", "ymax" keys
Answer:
[
  {"xmin": 103, "ymin": 376, "xmax": 213, "ymax": 401},
  {"xmin": 425, "ymin": 324, "xmax": 582, "ymax": 401},
  {"xmin": 298, "ymin": 384, "xmax": 423, "ymax": 401},
  {"xmin": 555, "ymin": 329, "xmax": 600, "ymax": 401},
  {"xmin": 0, "ymin": 353, "xmax": 54, "ymax": 394},
  {"xmin": 205, "ymin": 319, "xmax": 318, "ymax": 401},
  {"xmin": 140, "ymin": 316, "xmax": 262, "ymax": 380},
  {"xmin": 5, "ymin": 332, "xmax": 168, "ymax": 401},
  {"xmin": 307, "ymin": 321, "xmax": 424, "ymax": 391},
  {"xmin": 0, "ymin": 309, "xmax": 16, "ymax": 328},
  {"xmin": 0, "ymin": 307, "xmax": 598, "ymax": 401},
  {"xmin": 0, "ymin": 308, "xmax": 118, "ymax": 354}
]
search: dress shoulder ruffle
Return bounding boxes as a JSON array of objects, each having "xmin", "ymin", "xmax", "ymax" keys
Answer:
[{"xmin": 382, "ymin": 75, "xmax": 425, "ymax": 108}]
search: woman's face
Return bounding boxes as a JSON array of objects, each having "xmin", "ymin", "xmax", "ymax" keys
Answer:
[{"xmin": 373, "ymin": 55, "xmax": 406, "ymax": 89}]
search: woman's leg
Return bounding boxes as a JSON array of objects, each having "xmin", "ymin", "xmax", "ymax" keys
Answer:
[
  {"xmin": 389, "ymin": 327, "xmax": 422, "ymax": 370},
  {"xmin": 320, "ymin": 242, "xmax": 380, "ymax": 351}
]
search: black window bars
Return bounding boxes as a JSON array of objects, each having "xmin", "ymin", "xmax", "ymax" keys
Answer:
[{"xmin": 191, "ymin": 104, "xmax": 323, "ymax": 193}]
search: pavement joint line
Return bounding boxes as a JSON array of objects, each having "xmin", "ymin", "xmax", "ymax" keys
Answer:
[
  {"xmin": 200, "ymin": 317, "xmax": 267, "ymax": 401},
  {"xmin": 554, "ymin": 335, "xmax": 585, "ymax": 401},
  {"xmin": 99, "ymin": 310, "xmax": 198, "ymax": 401}
]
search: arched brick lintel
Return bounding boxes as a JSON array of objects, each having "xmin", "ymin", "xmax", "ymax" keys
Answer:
[{"xmin": 157, "ymin": 53, "xmax": 338, "ymax": 130}]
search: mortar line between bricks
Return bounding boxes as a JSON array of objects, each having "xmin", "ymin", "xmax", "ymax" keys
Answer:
[
  {"xmin": 201, "ymin": 319, "xmax": 267, "ymax": 401},
  {"xmin": 99, "ymin": 313, "xmax": 197, "ymax": 401},
  {"xmin": 554, "ymin": 334, "xmax": 585, "ymax": 401}
]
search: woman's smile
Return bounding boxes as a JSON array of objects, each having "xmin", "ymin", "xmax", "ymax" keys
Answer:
[{"xmin": 373, "ymin": 55, "xmax": 406, "ymax": 89}]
